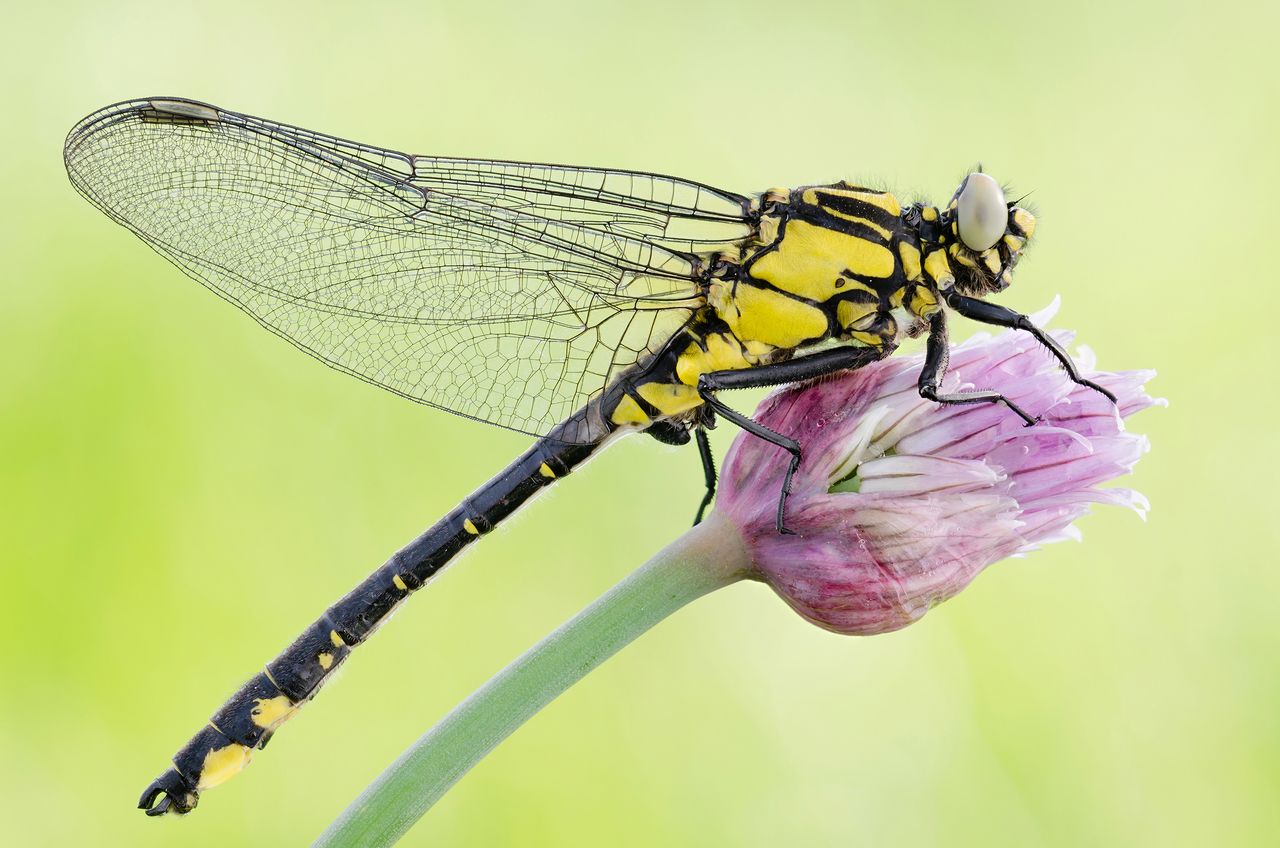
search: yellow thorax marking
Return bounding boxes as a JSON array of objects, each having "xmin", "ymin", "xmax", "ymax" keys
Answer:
[
  {"xmin": 923, "ymin": 249, "xmax": 953, "ymax": 286},
  {"xmin": 898, "ymin": 242, "xmax": 922, "ymax": 282},
  {"xmin": 720, "ymin": 282, "xmax": 829, "ymax": 350},
  {"xmin": 907, "ymin": 285, "xmax": 941, "ymax": 318},
  {"xmin": 836, "ymin": 299, "xmax": 879, "ymax": 333},
  {"xmin": 751, "ymin": 219, "xmax": 895, "ymax": 302},
  {"xmin": 801, "ymin": 186, "xmax": 902, "ymax": 240},
  {"xmin": 849, "ymin": 313, "xmax": 897, "ymax": 346}
]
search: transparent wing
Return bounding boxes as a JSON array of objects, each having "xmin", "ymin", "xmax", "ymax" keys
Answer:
[{"xmin": 63, "ymin": 97, "xmax": 753, "ymax": 441}]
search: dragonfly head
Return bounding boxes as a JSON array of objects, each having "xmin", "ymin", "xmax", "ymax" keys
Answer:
[{"xmin": 920, "ymin": 172, "xmax": 1037, "ymax": 297}]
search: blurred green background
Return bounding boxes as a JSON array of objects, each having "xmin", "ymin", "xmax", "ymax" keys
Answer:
[{"xmin": 2, "ymin": 1, "xmax": 1276, "ymax": 845}]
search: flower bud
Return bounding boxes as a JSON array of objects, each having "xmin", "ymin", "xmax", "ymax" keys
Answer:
[{"xmin": 716, "ymin": 301, "xmax": 1159, "ymax": 635}]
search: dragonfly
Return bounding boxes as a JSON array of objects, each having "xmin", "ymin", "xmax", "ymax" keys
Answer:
[{"xmin": 64, "ymin": 97, "xmax": 1116, "ymax": 816}]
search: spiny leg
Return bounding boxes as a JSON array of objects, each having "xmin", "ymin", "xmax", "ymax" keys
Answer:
[
  {"xmin": 697, "ymin": 345, "xmax": 889, "ymax": 534},
  {"xmin": 696, "ymin": 389, "xmax": 800, "ymax": 534},
  {"xmin": 919, "ymin": 310, "xmax": 1039, "ymax": 426},
  {"xmin": 692, "ymin": 426, "xmax": 717, "ymax": 526},
  {"xmin": 944, "ymin": 291, "xmax": 1118, "ymax": 403}
]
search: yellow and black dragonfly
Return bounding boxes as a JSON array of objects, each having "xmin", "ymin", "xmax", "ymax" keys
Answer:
[{"xmin": 64, "ymin": 97, "xmax": 1114, "ymax": 816}]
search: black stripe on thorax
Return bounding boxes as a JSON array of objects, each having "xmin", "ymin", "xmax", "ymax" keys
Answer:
[
  {"xmin": 805, "ymin": 188, "xmax": 899, "ymax": 229},
  {"xmin": 788, "ymin": 193, "xmax": 902, "ymax": 244}
]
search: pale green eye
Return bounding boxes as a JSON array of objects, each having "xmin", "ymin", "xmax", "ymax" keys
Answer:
[{"xmin": 956, "ymin": 173, "xmax": 1007, "ymax": 253}]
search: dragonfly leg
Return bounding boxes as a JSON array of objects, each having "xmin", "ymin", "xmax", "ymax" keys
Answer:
[
  {"xmin": 944, "ymin": 291, "xmax": 1118, "ymax": 403},
  {"xmin": 919, "ymin": 311, "xmax": 1039, "ymax": 425},
  {"xmin": 692, "ymin": 425, "xmax": 717, "ymax": 526},
  {"xmin": 696, "ymin": 345, "xmax": 889, "ymax": 534}
]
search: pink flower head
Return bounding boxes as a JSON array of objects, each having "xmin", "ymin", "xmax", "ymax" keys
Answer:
[{"xmin": 717, "ymin": 300, "xmax": 1160, "ymax": 636}]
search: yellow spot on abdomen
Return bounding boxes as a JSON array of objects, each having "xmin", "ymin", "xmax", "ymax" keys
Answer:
[
  {"xmin": 250, "ymin": 695, "xmax": 298, "ymax": 730},
  {"xmin": 675, "ymin": 333, "xmax": 754, "ymax": 386},
  {"xmin": 196, "ymin": 743, "xmax": 252, "ymax": 790},
  {"xmin": 608, "ymin": 394, "xmax": 650, "ymax": 427},
  {"xmin": 463, "ymin": 519, "xmax": 480, "ymax": 535},
  {"xmin": 329, "ymin": 630, "xmax": 346, "ymax": 648},
  {"xmin": 392, "ymin": 574, "xmax": 407, "ymax": 591},
  {"xmin": 538, "ymin": 462, "xmax": 556, "ymax": 479},
  {"xmin": 318, "ymin": 652, "xmax": 333, "ymax": 670},
  {"xmin": 635, "ymin": 381, "xmax": 701, "ymax": 416}
]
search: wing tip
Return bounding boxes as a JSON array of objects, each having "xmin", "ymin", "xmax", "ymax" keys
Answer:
[
  {"xmin": 145, "ymin": 98, "xmax": 222, "ymax": 122},
  {"xmin": 65, "ymin": 96, "xmax": 224, "ymax": 164}
]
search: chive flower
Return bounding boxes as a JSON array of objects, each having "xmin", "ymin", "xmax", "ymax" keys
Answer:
[
  {"xmin": 717, "ymin": 300, "xmax": 1160, "ymax": 635},
  {"xmin": 315, "ymin": 300, "xmax": 1158, "ymax": 848}
]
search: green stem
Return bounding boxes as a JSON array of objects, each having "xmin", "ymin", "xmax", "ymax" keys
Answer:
[{"xmin": 311, "ymin": 511, "xmax": 751, "ymax": 848}]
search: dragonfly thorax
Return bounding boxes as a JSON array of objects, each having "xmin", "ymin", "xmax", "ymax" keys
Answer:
[
  {"xmin": 600, "ymin": 178, "xmax": 1040, "ymax": 437},
  {"xmin": 605, "ymin": 183, "xmax": 935, "ymax": 434},
  {"xmin": 711, "ymin": 182, "xmax": 924, "ymax": 353}
]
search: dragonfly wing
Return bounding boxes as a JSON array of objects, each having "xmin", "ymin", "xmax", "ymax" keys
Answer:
[{"xmin": 64, "ymin": 97, "xmax": 753, "ymax": 441}]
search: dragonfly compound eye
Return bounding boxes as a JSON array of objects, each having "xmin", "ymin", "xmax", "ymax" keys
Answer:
[{"xmin": 956, "ymin": 172, "xmax": 1008, "ymax": 253}]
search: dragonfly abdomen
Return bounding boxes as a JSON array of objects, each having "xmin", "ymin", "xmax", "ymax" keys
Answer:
[{"xmin": 138, "ymin": 430, "xmax": 602, "ymax": 816}]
